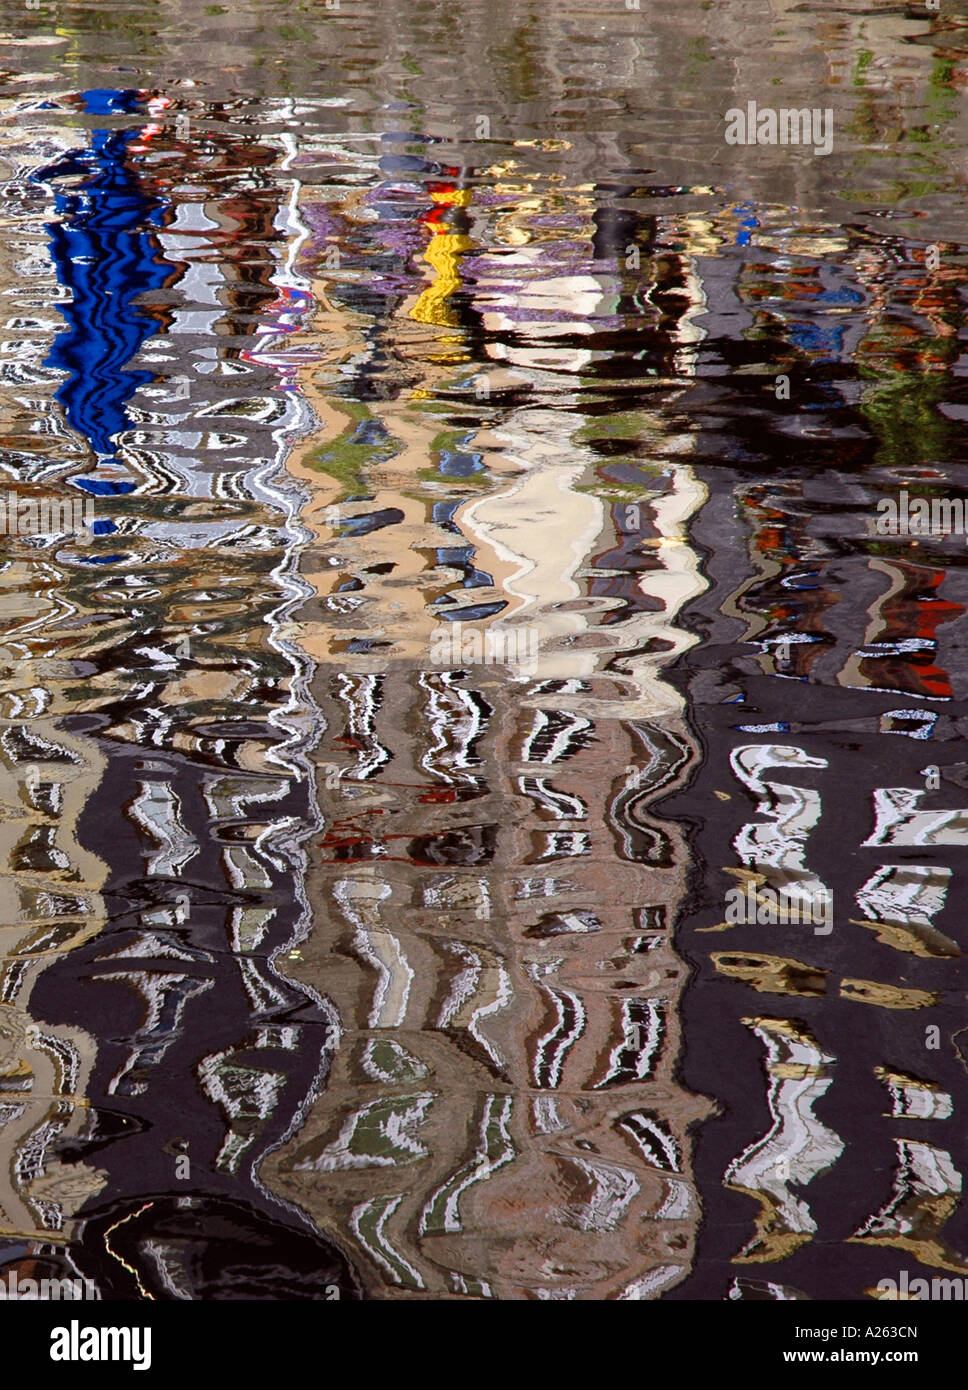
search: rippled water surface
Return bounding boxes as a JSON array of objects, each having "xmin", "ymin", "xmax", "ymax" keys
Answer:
[{"xmin": 1, "ymin": 0, "xmax": 968, "ymax": 1302}]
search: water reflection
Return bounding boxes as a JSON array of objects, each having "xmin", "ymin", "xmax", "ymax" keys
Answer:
[
  {"xmin": 40, "ymin": 89, "xmax": 170, "ymax": 489},
  {"xmin": 0, "ymin": 0, "xmax": 966, "ymax": 1302},
  {"xmin": 254, "ymin": 150, "xmax": 712, "ymax": 1297}
]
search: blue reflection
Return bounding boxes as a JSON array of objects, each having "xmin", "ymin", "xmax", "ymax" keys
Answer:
[{"xmin": 34, "ymin": 90, "xmax": 171, "ymax": 485}]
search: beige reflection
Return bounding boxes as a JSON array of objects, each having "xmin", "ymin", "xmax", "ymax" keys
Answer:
[
  {"xmin": 262, "ymin": 177, "xmax": 718, "ymax": 1298},
  {"xmin": 0, "ymin": 147, "xmax": 110, "ymax": 1248},
  {"xmin": 0, "ymin": 712, "xmax": 107, "ymax": 1243}
]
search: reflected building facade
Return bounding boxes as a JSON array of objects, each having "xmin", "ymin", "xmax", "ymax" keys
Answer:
[{"xmin": 262, "ymin": 152, "xmax": 714, "ymax": 1299}]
